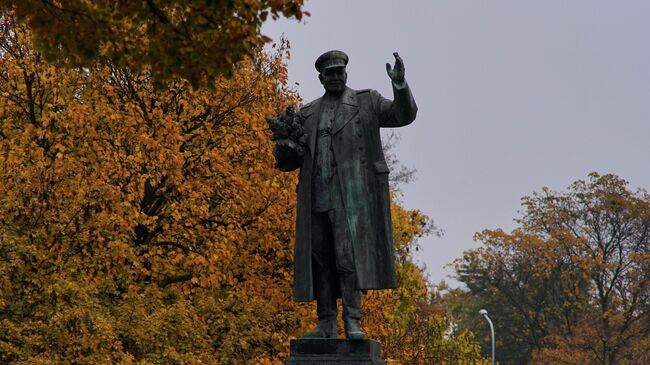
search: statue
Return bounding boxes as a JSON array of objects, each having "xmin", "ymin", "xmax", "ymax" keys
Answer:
[{"xmin": 268, "ymin": 50, "xmax": 418, "ymax": 340}]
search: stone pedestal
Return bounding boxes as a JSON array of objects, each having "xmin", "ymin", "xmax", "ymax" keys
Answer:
[{"xmin": 285, "ymin": 339, "xmax": 385, "ymax": 364}]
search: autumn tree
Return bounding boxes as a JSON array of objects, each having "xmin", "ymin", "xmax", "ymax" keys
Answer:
[
  {"xmin": 0, "ymin": 10, "xmax": 489, "ymax": 364},
  {"xmin": 0, "ymin": 0, "xmax": 307, "ymax": 87},
  {"xmin": 355, "ymin": 194, "xmax": 489, "ymax": 365},
  {"xmin": 0, "ymin": 11, "xmax": 312, "ymax": 363},
  {"xmin": 454, "ymin": 173, "xmax": 650, "ymax": 365}
]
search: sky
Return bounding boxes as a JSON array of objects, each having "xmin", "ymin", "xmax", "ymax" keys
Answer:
[{"xmin": 262, "ymin": 0, "xmax": 650, "ymax": 287}]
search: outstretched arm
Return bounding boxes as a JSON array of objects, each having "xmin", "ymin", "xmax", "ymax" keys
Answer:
[{"xmin": 376, "ymin": 52, "xmax": 418, "ymax": 128}]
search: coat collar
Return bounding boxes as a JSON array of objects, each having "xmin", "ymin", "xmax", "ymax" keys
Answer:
[{"xmin": 331, "ymin": 87, "xmax": 358, "ymax": 135}]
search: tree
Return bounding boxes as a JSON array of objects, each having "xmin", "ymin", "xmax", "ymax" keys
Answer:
[
  {"xmin": 0, "ymin": 11, "xmax": 311, "ymax": 363},
  {"xmin": 1, "ymin": 0, "xmax": 307, "ymax": 87},
  {"xmin": 454, "ymin": 173, "xmax": 650, "ymax": 365},
  {"xmin": 382, "ymin": 130, "xmax": 416, "ymax": 193},
  {"xmin": 0, "ymin": 3, "xmax": 490, "ymax": 360},
  {"xmin": 360, "ymin": 196, "xmax": 490, "ymax": 364},
  {"xmin": 0, "ymin": 13, "xmax": 490, "ymax": 364}
]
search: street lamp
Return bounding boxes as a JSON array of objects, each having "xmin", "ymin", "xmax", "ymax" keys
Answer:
[{"xmin": 479, "ymin": 309, "xmax": 495, "ymax": 365}]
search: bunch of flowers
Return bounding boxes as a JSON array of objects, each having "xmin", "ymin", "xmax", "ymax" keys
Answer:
[{"xmin": 266, "ymin": 106, "xmax": 308, "ymax": 156}]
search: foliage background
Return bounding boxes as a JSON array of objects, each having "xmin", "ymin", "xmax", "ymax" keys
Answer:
[
  {"xmin": 0, "ymin": 12, "xmax": 488, "ymax": 364},
  {"xmin": 0, "ymin": 0, "xmax": 308, "ymax": 87},
  {"xmin": 451, "ymin": 173, "xmax": 650, "ymax": 364}
]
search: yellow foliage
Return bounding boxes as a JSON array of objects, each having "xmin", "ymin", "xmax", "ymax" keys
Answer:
[
  {"xmin": 0, "ymin": 11, "xmax": 488, "ymax": 364},
  {"xmin": 0, "ymin": 12, "xmax": 310, "ymax": 363},
  {"xmin": 456, "ymin": 173, "xmax": 650, "ymax": 364},
  {"xmin": 362, "ymin": 199, "xmax": 490, "ymax": 364}
]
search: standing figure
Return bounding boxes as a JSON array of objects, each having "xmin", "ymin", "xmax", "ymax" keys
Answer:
[{"xmin": 271, "ymin": 50, "xmax": 418, "ymax": 339}]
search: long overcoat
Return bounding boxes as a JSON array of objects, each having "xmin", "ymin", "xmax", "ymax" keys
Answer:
[{"xmin": 276, "ymin": 82, "xmax": 417, "ymax": 301}]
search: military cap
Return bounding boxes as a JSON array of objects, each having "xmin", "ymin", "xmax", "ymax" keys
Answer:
[{"xmin": 315, "ymin": 50, "xmax": 349, "ymax": 72}]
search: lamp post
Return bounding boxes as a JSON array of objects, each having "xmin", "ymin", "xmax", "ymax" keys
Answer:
[{"xmin": 479, "ymin": 309, "xmax": 495, "ymax": 365}]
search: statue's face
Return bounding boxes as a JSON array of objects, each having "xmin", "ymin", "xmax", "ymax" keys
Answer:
[{"xmin": 319, "ymin": 67, "xmax": 347, "ymax": 94}]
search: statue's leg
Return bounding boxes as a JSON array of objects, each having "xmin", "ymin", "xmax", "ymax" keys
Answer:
[
  {"xmin": 339, "ymin": 272, "xmax": 364, "ymax": 339},
  {"xmin": 303, "ymin": 212, "xmax": 338, "ymax": 338},
  {"xmin": 328, "ymin": 209, "xmax": 366, "ymax": 340}
]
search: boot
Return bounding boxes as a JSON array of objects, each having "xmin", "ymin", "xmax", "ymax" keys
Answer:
[
  {"xmin": 344, "ymin": 317, "xmax": 366, "ymax": 340},
  {"xmin": 302, "ymin": 319, "xmax": 337, "ymax": 338},
  {"xmin": 340, "ymin": 273, "xmax": 366, "ymax": 340},
  {"xmin": 303, "ymin": 262, "xmax": 338, "ymax": 339}
]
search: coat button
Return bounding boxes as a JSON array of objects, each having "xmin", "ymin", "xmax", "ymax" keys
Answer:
[
  {"xmin": 359, "ymin": 146, "xmax": 364, "ymax": 151},
  {"xmin": 357, "ymin": 133, "xmax": 362, "ymax": 138}
]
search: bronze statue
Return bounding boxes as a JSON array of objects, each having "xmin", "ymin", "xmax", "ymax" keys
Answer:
[{"xmin": 269, "ymin": 50, "xmax": 417, "ymax": 340}]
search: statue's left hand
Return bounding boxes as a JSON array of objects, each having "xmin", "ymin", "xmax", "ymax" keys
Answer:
[
  {"xmin": 385, "ymin": 52, "xmax": 405, "ymax": 85},
  {"xmin": 275, "ymin": 138, "xmax": 304, "ymax": 157}
]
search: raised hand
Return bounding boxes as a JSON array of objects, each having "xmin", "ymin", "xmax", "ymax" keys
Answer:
[{"xmin": 385, "ymin": 52, "xmax": 405, "ymax": 84}]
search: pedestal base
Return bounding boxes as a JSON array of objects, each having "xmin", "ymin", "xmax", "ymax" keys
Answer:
[{"xmin": 285, "ymin": 339, "xmax": 385, "ymax": 364}]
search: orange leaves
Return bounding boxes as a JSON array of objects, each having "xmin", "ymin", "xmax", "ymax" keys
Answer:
[
  {"xmin": 0, "ymin": 10, "xmax": 485, "ymax": 364},
  {"xmin": 0, "ymin": 13, "xmax": 310, "ymax": 363},
  {"xmin": 360, "ymin": 199, "xmax": 489, "ymax": 364},
  {"xmin": 456, "ymin": 173, "xmax": 650, "ymax": 364}
]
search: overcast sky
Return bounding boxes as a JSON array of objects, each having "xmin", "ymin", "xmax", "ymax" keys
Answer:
[{"xmin": 262, "ymin": 0, "xmax": 650, "ymax": 287}]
